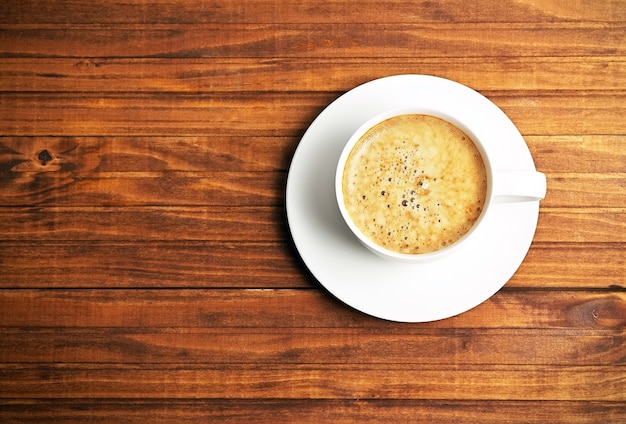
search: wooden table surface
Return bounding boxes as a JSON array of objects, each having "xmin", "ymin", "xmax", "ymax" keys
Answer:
[{"xmin": 1, "ymin": 1, "xmax": 625, "ymax": 422}]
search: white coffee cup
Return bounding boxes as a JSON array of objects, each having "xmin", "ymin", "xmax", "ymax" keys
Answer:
[{"xmin": 335, "ymin": 107, "xmax": 546, "ymax": 262}]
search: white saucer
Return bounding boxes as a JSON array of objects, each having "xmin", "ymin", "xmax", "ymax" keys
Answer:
[{"xmin": 286, "ymin": 75, "xmax": 541, "ymax": 322}]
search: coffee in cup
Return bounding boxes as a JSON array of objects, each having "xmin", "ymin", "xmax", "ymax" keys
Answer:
[{"xmin": 340, "ymin": 113, "xmax": 487, "ymax": 255}]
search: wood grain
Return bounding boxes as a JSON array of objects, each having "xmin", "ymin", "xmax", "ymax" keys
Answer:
[
  {"xmin": 0, "ymin": 135, "xmax": 622, "ymax": 211},
  {"xmin": 0, "ymin": 136, "xmax": 292, "ymax": 172},
  {"xmin": 2, "ymin": 58, "xmax": 625, "ymax": 92},
  {"xmin": 1, "ymin": 92, "xmax": 624, "ymax": 136},
  {"xmin": 0, "ymin": 241, "xmax": 308, "ymax": 289},
  {"xmin": 0, "ymin": 172, "xmax": 623, "ymax": 208},
  {"xmin": 0, "ymin": 172, "xmax": 285, "ymax": 207},
  {"xmin": 2, "ymin": 135, "xmax": 623, "ymax": 174},
  {"xmin": 0, "ymin": 289, "xmax": 623, "ymax": 329},
  {"xmin": 515, "ymin": 243, "xmax": 625, "ymax": 289},
  {"xmin": 1, "ymin": 0, "xmax": 624, "ymax": 421},
  {"xmin": 0, "ymin": 207, "xmax": 286, "ymax": 241},
  {"xmin": 1, "ymin": 24, "xmax": 624, "ymax": 59},
  {"xmin": 0, "ymin": 327, "xmax": 623, "ymax": 365},
  {"xmin": 534, "ymin": 208, "xmax": 625, "ymax": 243},
  {"xmin": 0, "ymin": 399, "xmax": 623, "ymax": 424},
  {"xmin": 0, "ymin": 241, "xmax": 623, "ymax": 290},
  {"xmin": 1, "ymin": 364, "xmax": 624, "ymax": 401},
  {"xmin": 3, "ymin": 0, "xmax": 624, "ymax": 24},
  {"xmin": 0, "ymin": 207, "xmax": 623, "ymax": 242}
]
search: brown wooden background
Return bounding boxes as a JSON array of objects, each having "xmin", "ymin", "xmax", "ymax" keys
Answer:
[{"xmin": 1, "ymin": 1, "xmax": 625, "ymax": 422}]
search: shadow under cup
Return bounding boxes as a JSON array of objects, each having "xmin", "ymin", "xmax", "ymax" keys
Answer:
[{"xmin": 335, "ymin": 108, "xmax": 547, "ymax": 263}]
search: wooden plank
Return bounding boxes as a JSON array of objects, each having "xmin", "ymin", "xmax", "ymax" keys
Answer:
[
  {"xmin": 0, "ymin": 171, "xmax": 623, "ymax": 208},
  {"xmin": 0, "ymin": 242, "xmax": 308, "ymax": 289},
  {"xmin": 0, "ymin": 92, "xmax": 326, "ymax": 137},
  {"xmin": 512, "ymin": 243, "xmax": 626, "ymax": 289},
  {"xmin": 2, "ymin": 58, "xmax": 625, "ymax": 93},
  {"xmin": 0, "ymin": 206, "xmax": 285, "ymax": 241},
  {"xmin": 0, "ymin": 364, "xmax": 624, "ymax": 401},
  {"xmin": 0, "ymin": 399, "xmax": 622, "ymax": 424},
  {"xmin": 530, "ymin": 135, "xmax": 626, "ymax": 174},
  {"xmin": 541, "ymin": 174, "xmax": 625, "ymax": 208},
  {"xmin": 0, "ymin": 92, "xmax": 625, "ymax": 137},
  {"xmin": 534, "ymin": 208, "xmax": 626, "ymax": 243},
  {"xmin": 0, "ymin": 172, "xmax": 285, "ymax": 207},
  {"xmin": 495, "ymin": 91, "xmax": 626, "ymax": 136},
  {"xmin": 0, "ymin": 136, "xmax": 294, "ymax": 173},
  {"xmin": 2, "ymin": 135, "xmax": 623, "ymax": 174},
  {"xmin": 1, "ymin": 24, "xmax": 624, "ymax": 58},
  {"xmin": 0, "ymin": 206, "xmax": 286, "ymax": 242},
  {"xmin": 0, "ymin": 289, "xmax": 623, "ymax": 330},
  {"xmin": 0, "ymin": 327, "xmax": 623, "ymax": 365},
  {"xmin": 0, "ymin": 207, "xmax": 623, "ymax": 242},
  {"xmin": 0, "ymin": 242, "xmax": 623, "ymax": 290},
  {"xmin": 2, "ymin": 0, "xmax": 624, "ymax": 24}
]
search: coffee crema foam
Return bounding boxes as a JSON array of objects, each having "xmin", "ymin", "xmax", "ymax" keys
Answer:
[{"xmin": 342, "ymin": 114, "xmax": 487, "ymax": 254}]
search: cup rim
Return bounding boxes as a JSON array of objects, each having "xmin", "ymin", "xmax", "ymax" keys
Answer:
[{"xmin": 335, "ymin": 107, "xmax": 494, "ymax": 263}]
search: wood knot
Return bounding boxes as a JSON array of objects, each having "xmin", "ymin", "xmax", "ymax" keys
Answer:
[{"xmin": 38, "ymin": 149, "xmax": 53, "ymax": 166}]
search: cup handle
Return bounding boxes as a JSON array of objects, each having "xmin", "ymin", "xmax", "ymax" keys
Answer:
[{"xmin": 492, "ymin": 170, "xmax": 547, "ymax": 203}]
